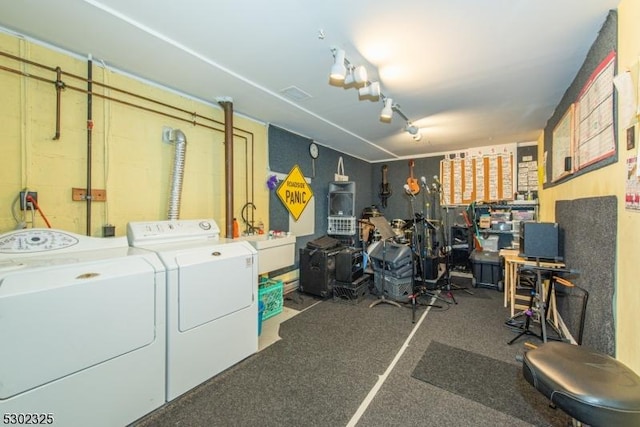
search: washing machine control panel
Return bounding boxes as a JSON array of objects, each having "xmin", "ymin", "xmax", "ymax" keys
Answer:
[
  {"xmin": 127, "ymin": 219, "xmax": 220, "ymax": 245},
  {"xmin": 0, "ymin": 229, "xmax": 79, "ymax": 253}
]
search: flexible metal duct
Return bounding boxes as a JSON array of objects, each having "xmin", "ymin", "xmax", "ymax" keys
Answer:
[{"xmin": 167, "ymin": 129, "xmax": 187, "ymax": 220}]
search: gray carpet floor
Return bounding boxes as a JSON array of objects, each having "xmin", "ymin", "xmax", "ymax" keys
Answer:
[
  {"xmin": 133, "ymin": 282, "xmax": 570, "ymax": 427},
  {"xmin": 411, "ymin": 341, "xmax": 568, "ymax": 426}
]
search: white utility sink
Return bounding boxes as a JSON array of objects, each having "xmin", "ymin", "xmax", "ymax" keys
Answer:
[{"xmin": 240, "ymin": 234, "xmax": 296, "ymax": 275}]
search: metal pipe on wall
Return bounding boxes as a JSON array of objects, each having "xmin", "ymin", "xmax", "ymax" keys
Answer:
[
  {"xmin": 0, "ymin": 52, "xmax": 258, "ymax": 144},
  {"xmin": 217, "ymin": 98, "xmax": 234, "ymax": 239},
  {"xmin": 1, "ymin": 52, "xmax": 261, "ymax": 233},
  {"xmin": 54, "ymin": 66, "xmax": 63, "ymax": 140},
  {"xmin": 86, "ymin": 54, "xmax": 93, "ymax": 236}
]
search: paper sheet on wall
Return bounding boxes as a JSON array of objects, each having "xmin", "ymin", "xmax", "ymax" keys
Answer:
[
  {"xmin": 463, "ymin": 159, "xmax": 474, "ymax": 201},
  {"xmin": 289, "ymin": 196, "xmax": 314, "ymax": 236},
  {"xmin": 613, "ymin": 70, "xmax": 637, "ymax": 127},
  {"xmin": 575, "ymin": 51, "xmax": 616, "ymax": 170},
  {"xmin": 488, "ymin": 155, "xmax": 499, "ymax": 200},
  {"xmin": 625, "ymin": 156, "xmax": 640, "ymax": 211},
  {"xmin": 501, "ymin": 154, "xmax": 513, "ymax": 197},
  {"xmin": 452, "ymin": 157, "xmax": 463, "ymax": 205},
  {"xmin": 441, "ymin": 160, "xmax": 451, "ymax": 205},
  {"xmin": 475, "ymin": 157, "xmax": 485, "ymax": 201}
]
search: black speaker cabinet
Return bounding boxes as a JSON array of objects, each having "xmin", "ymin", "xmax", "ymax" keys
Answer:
[
  {"xmin": 299, "ymin": 247, "xmax": 342, "ymax": 298},
  {"xmin": 519, "ymin": 222, "xmax": 561, "ymax": 260},
  {"xmin": 335, "ymin": 247, "xmax": 364, "ymax": 283},
  {"xmin": 328, "ymin": 181, "xmax": 356, "ymax": 217},
  {"xmin": 422, "ymin": 255, "xmax": 438, "ymax": 281}
]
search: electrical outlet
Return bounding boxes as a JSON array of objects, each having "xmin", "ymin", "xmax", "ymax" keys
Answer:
[{"xmin": 19, "ymin": 191, "xmax": 38, "ymax": 210}]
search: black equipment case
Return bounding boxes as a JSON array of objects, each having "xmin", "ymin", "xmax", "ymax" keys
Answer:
[
  {"xmin": 299, "ymin": 246, "xmax": 343, "ymax": 298},
  {"xmin": 335, "ymin": 247, "xmax": 364, "ymax": 283}
]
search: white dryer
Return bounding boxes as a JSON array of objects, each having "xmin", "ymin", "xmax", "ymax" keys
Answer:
[
  {"xmin": 127, "ymin": 219, "xmax": 258, "ymax": 401},
  {"xmin": 0, "ymin": 228, "xmax": 166, "ymax": 427}
]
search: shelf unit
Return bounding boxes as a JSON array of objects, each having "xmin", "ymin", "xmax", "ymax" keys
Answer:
[{"xmin": 474, "ymin": 201, "xmax": 538, "ymax": 251}]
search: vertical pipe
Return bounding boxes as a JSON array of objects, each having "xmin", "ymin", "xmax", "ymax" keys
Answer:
[
  {"xmin": 53, "ymin": 66, "xmax": 62, "ymax": 140},
  {"xmin": 86, "ymin": 54, "xmax": 93, "ymax": 236},
  {"xmin": 217, "ymin": 98, "xmax": 234, "ymax": 238}
]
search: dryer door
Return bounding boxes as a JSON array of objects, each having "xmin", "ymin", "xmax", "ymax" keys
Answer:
[{"xmin": 176, "ymin": 242, "xmax": 255, "ymax": 332}]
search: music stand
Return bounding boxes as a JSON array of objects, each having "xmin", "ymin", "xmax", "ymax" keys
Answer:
[
  {"xmin": 507, "ymin": 261, "xmax": 568, "ymax": 345},
  {"xmin": 368, "ymin": 216, "xmax": 401, "ymax": 309}
]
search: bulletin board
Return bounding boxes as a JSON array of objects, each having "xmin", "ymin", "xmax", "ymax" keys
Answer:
[
  {"xmin": 543, "ymin": 10, "xmax": 618, "ymax": 187},
  {"xmin": 575, "ymin": 50, "xmax": 616, "ymax": 169},
  {"xmin": 440, "ymin": 153, "xmax": 513, "ymax": 205},
  {"xmin": 551, "ymin": 104, "xmax": 575, "ymax": 182}
]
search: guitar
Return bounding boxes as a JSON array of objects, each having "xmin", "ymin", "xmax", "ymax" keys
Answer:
[
  {"xmin": 407, "ymin": 160, "xmax": 420, "ymax": 195},
  {"xmin": 379, "ymin": 164, "xmax": 392, "ymax": 207}
]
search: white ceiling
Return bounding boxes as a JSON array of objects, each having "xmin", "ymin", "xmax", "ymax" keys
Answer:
[{"xmin": 0, "ymin": 0, "xmax": 619, "ymax": 162}]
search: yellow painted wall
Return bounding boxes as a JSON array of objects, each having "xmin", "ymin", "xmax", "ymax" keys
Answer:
[
  {"xmin": 0, "ymin": 31, "xmax": 268, "ymax": 237},
  {"xmin": 538, "ymin": 0, "xmax": 640, "ymax": 373}
]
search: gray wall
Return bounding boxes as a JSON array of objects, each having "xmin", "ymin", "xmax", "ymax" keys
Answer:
[
  {"xmin": 369, "ymin": 157, "xmax": 443, "ymax": 222},
  {"xmin": 268, "ymin": 127, "xmax": 539, "ymax": 266},
  {"xmin": 268, "ymin": 125, "xmax": 372, "ymax": 261}
]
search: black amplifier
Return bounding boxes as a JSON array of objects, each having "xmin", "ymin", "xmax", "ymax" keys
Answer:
[
  {"xmin": 519, "ymin": 222, "xmax": 562, "ymax": 261},
  {"xmin": 335, "ymin": 247, "xmax": 364, "ymax": 283},
  {"xmin": 299, "ymin": 247, "xmax": 342, "ymax": 298}
]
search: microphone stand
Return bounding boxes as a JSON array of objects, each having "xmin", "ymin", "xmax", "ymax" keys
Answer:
[
  {"xmin": 438, "ymin": 203, "xmax": 474, "ymax": 304},
  {"xmin": 406, "ymin": 187, "xmax": 445, "ymax": 323}
]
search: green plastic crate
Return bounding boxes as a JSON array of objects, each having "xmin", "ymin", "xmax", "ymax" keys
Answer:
[{"xmin": 258, "ymin": 279, "xmax": 284, "ymax": 320}]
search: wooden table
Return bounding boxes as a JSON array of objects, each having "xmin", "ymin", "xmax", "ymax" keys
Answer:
[{"xmin": 499, "ymin": 249, "xmax": 565, "ymax": 319}]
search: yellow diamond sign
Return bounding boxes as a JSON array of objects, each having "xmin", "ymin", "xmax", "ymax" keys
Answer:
[{"xmin": 276, "ymin": 165, "xmax": 313, "ymax": 221}]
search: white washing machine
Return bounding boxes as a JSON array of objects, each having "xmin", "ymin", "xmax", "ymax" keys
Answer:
[
  {"xmin": 0, "ymin": 228, "xmax": 166, "ymax": 427},
  {"xmin": 127, "ymin": 219, "xmax": 258, "ymax": 401}
]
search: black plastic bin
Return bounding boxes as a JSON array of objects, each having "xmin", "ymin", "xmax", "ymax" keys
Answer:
[{"xmin": 470, "ymin": 250, "xmax": 502, "ymax": 291}]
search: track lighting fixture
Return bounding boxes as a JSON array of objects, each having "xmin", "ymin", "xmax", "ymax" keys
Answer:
[
  {"xmin": 405, "ymin": 123, "xmax": 419, "ymax": 135},
  {"xmin": 327, "ymin": 48, "xmax": 422, "ymax": 141},
  {"xmin": 343, "ymin": 65, "xmax": 368, "ymax": 88},
  {"xmin": 405, "ymin": 122, "xmax": 423, "ymax": 141},
  {"xmin": 330, "ymin": 49, "xmax": 347, "ymax": 81},
  {"xmin": 358, "ymin": 81, "xmax": 381, "ymax": 101},
  {"xmin": 380, "ymin": 97, "xmax": 394, "ymax": 121}
]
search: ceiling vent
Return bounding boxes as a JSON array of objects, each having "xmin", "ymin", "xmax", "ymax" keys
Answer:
[{"xmin": 280, "ymin": 86, "xmax": 312, "ymax": 102}]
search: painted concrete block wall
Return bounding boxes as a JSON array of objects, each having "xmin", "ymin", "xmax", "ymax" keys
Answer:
[{"xmin": 0, "ymin": 31, "xmax": 268, "ymax": 236}]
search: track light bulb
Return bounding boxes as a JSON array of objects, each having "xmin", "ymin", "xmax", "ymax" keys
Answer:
[
  {"xmin": 380, "ymin": 98, "xmax": 394, "ymax": 121},
  {"xmin": 344, "ymin": 65, "xmax": 368, "ymax": 88},
  {"xmin": 358, "ymin": 81, "xmax": 381, "ymax": 101},
  {"xmin": 330, "ymin": 49, "xmax": 347, "ymax": 81}
]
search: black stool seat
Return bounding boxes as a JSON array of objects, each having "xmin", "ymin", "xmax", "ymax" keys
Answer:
[{"xmin": 523, "ymin": 341, "xmax": 640, "ymax": 427}]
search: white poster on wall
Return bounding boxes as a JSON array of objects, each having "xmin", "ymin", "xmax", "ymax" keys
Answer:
[{"xmin": 289, "ymin": 192, "xmax": 315, "ymax": 236}]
